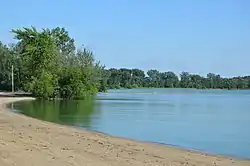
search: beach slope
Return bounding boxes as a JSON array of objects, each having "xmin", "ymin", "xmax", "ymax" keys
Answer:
[{"xmin": 0, "ymin": 97, "xmax": 249, "ymax": 166}]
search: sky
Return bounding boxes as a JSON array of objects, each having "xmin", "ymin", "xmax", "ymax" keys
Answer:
[{"xmin": 1, "ymin": 0, "xmax": 250, "ymax": 77}]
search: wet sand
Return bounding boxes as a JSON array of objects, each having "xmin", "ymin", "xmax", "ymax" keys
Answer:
[{"xmin": 0, "ymin": 97, "xmax": 249, "ymax": 166}]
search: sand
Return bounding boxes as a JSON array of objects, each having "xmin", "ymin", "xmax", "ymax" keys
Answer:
[{"xmin": 0, "ymin": 97, "xmax": 249, "ymax": 166}]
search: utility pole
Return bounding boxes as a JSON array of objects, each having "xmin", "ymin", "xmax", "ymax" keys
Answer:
[{"xmin": 12, "ymin": 65, "xmax": 14, "ymax": 93}]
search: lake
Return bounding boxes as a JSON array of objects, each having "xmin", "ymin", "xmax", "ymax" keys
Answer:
[{"xmin": 11, "ymin": 88, "xmax": 250, "ymax": 159}]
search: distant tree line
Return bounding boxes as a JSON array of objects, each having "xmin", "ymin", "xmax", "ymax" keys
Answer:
[
  {"xmin": 1, "ymin": 26, "xmax": 250, "ymax": 100},
  {"xmin": 104, "ymin": 68, "xmax": 250, "ymax": 89}
]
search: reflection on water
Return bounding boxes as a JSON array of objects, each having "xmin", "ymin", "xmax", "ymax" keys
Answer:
[
  {"xmin": 13, "ymin": 99, "xmax": 101, "ymax": 129},
  {"xmin": 12, "ymin": 88, "xmax": 250, "ymax": 159}
]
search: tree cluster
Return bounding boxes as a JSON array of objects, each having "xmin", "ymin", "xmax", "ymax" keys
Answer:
[
  {"xmin": 0, "ymin": 27, "xmax": 106, "ymax": 99},
  {"xmin": 105, "ymin": 69, "xmax": 250, "ymax": 90},
  {"xmin": 1, "ymin": 26, "xmax": 250, "ymax": 100}
]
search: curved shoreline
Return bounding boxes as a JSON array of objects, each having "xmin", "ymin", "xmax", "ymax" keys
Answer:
[{"xmin": 0, "ymin": 97, "xmax": 249, "ymax": 166}]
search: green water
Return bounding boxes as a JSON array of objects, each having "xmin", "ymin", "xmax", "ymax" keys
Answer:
[{"xmin": 12, "ymin": 88, "xmax": 250, "ymax": 159}]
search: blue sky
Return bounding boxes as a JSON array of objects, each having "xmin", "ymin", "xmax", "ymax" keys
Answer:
[{"xmin": 1, "ymin": 0, "xmax": 250, "ymax": 77}]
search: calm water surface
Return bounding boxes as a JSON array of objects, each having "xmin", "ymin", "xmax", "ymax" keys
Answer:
[{"xmin": 12, "ymin": 89, "xmax": 250, "ymax": 159}]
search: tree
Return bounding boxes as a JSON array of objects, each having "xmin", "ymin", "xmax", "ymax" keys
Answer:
[
  {"xmin": 147, "ymin": 69, "xmax": 161, "ymax": 87},
  {"xmin": 160, "ymin": 71, "xmax": 179, "ymax": 88},
  {"xmin": 179, "ymin": 72, "xmax": 190, "ymax": 88},
  {"xmin": 131, "ymin": 69, "xmax": 145, "ymax": 87},
  {"xmin": 2, "ymin": 26, "xmax": 250, "ymax": 95},
  {"xmin": 50, "ymin": 27, "xmax": 75, "ymax": 55},
  {"xmin": 189, "ymin": 74, "xmax": 206, "ymax": 89},
  {"xmin": 0, "ymin": 42, "xmax": 12, "ymax": 90},
  {"xmin": 11, "ymin": 27, "xmax": 60, "ymax": 98},
  {"xmin": 10, "ymin": 26, "xmax": 104, "ymax": 99},
  {"xmin": 57, "ymin": 47, "xmax": 105, "ymax": 98}
]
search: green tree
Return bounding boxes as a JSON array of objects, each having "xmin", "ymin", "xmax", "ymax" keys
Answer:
[
  {"xmin": 50, "ymin": 27, "xmax": 76, "ymax": 55},
  {"xmin": 12, "ymin": 27, "xmax": 60, "ymax": 98},
  {"xmin": 160, "ymin": 71, "xmax": 179, "ymax": 88},
  {"xmin": 147, "ymin": 69, "xmax": 161, "ymax": 87},
  {"xmin": 131, "ymin": 69, "xmax": 145, "ymax": 87},
  {"xmin": 179, "ymin": 72, "xmax": 190, "ymax": 88},
  {"xmin": 2, "ymin": 26, "xmax": 250, "ymax": 94}
]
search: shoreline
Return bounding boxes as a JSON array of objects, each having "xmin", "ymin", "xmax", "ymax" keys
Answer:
[
  {"xmin": 0, "ymin": 97, "xmax": 249, "ymax": 166},
  {"xmin": 107, "ymin": 87, "xmax": 250, "ymax": 91}
]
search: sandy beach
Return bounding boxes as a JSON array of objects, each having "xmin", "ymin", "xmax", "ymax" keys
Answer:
[{"xmin": 0, "ymin": 97, "xmax": 249, "ymax": 166}]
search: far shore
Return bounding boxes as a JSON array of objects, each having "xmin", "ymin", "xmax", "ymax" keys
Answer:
[{"xmin": 0, "ymin": 97, "xmax": 249, "ymax": 166}]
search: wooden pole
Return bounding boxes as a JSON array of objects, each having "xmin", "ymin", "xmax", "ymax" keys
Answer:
[{"xmin": 12, "ymin": 65, "xmax": 14, "ymax": 93}]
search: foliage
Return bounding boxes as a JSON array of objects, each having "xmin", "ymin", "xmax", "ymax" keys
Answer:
[
  {"xmin": 25, "ymin": 72, "xmax": 56, "ymax": 99},
  {"xmin": 11, "ymin": 27, "xmax": 60, "ymax": 98},
  {"xmin": 0, "ymin": 42, "xmax": 12, "ymax": 90},
  {"xmin": 0, "ymin": 26, "xmax": 106, "ymax": 99},
  {"xmin": 105, "ymin": 69, "xmax": 250, "ymax": 90},
  {"xmin": 1, "ymin": 26, "xmax": 250, "ymax": 99}
]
